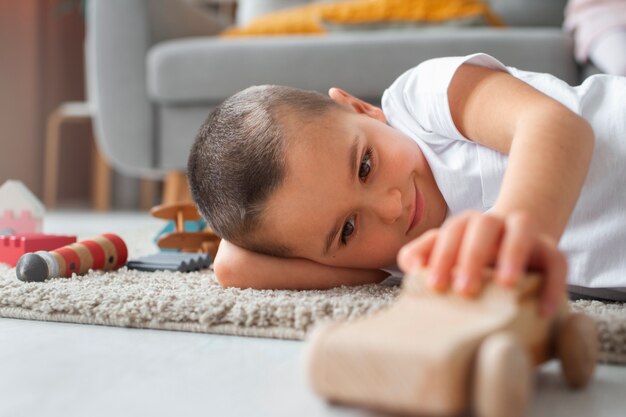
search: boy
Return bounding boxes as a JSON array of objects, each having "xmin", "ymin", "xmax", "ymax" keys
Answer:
[{"xmin": 188, "ymin": 53, "xmax": 626, "ymax": 316}]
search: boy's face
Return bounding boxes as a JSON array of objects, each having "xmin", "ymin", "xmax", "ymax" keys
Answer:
[{"xmin": 260, "ymin": 88, "xmax": 448, "ymax": 269}]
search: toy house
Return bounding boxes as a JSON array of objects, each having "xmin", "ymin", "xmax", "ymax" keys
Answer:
[{"xmin": 0, "ymin": 180, "xmax": 45, "ymax": 234}]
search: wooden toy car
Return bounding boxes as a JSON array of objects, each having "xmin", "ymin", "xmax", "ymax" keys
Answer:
[{"xmin": 305, "ymin": 269, "xmax": 598, "ymax": 417}]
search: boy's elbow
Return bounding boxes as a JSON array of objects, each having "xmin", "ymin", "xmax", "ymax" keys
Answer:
[
  {"xmin": 212, "ymin": 241, "xmax": 247, "ymax": 288},
  {"xmin": 213, "ymin": 257, "xmax": 235, "ymax": 288},
  {"xmin": 540, "ymin": 105, "xmax": 595, "ymax": 151},
  {"xmin": 213, "ymin": 255, "xmax": 252, "ymax": 289},
  {"xmin": 212, "ymin": 240, "xmax": 265, "ymax": 289},
  {"xmin": 569, "ymin": 112, "xmax": 595, "ymax": 159}
]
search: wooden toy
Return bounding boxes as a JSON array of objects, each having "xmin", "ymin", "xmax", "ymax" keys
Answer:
[
  {"xmin": 16, "ymin": 234, "xmax": 127, "ymax": 282},
  {"xmin": 154, "ymin": 217, "xmax": 207, "ymax": 241},
  {"xmin": 151, "ymin": 202, "xmax": 202, "ymax": 232},
  {"xmin": 127, "ymin": 252, "xmax": 213, "ymax": 272},
  {"xmin": 0, "ymin": 180, "xmax": 46, "ymax": 234},
  {"xmin": 305, "ymin": 269, "xmax": 598, "ymax": 417},
  {"xmin": 150, "ymin": 202, "xmax": 221, "ymax": 257},
  {"xmin": 157, "ymin": 232, "xmax": 220, "ymax": 256},
  {"xmin": 0, "ymin": 234, "xmax": 77, "ymax": 267}
]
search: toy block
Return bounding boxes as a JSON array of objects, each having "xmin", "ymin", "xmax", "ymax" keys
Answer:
[
  {"xmin": 0, "ymin": 180, "xmax": 45, "ymax": 233},
  {"xmin": 127, "ymin": 252, "xmax": 212, "ymax": 272},
  {"xmin": 0, "ymin": 234, "xmax": 76, "ymax": 267},
  {"xmin": 306, "ymin": 268, "xmax": 598, "ymax": 417},
  {"xmin": 0, "ymin": 210, "xmax": 42, "ymax": 235}
]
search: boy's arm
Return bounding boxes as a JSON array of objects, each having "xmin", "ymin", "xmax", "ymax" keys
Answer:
[
  {"xmin": 448, "ymin": 64, "xmax": 595, "ymax": 239},
  {"xmin": 213, "ymin": 240, "xmax": 389, "ymax": 290},
  {"xmin": 400, "ymin": 64, "xmax": 593, "ymax": 315}
]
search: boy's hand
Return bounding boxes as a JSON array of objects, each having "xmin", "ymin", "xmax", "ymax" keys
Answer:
[{"xmin": 397, "ymin": 210, "xmax": 567, "ymax": 317}]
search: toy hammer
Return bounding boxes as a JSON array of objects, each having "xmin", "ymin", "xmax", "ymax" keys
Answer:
[{"xmin": 16, "ymin": 234, "xmax": 127, "ymax": 282}]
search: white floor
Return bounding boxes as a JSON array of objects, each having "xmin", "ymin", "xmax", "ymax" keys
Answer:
[{"xmin": 1, "ymin": 211, "xmax": 625, "ymax": 417}]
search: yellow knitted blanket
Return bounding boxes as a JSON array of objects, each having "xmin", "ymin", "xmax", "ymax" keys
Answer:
[{"xmin": 222, "ymin": 0, "xmax": 504, "ymax": 37}]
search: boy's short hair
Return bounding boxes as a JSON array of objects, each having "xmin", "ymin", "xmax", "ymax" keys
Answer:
[{"xmin": 187, "ymin": 85, "xmax": 341, "ymax": 257}]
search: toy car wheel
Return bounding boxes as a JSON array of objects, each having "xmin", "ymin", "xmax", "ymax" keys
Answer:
[
  {"xmin": 556, "ymin": 313, "xmax": 598, "ymax": 388},
  {"xmin": 472, "ymin": 332, "xmax": 532, "ymax": 417}
]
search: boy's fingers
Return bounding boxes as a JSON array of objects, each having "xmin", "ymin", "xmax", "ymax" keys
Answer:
[
  {"xmin": 495, "ymin": 212, "xmax": 534, "ymax": 286},
  {"xmin": 428, "ymin": 212, "xmax": 473, "ymax": 292},
  {"xmin": 456, "ymin": 214, "xmax": 503, "ymax": 296},
  {"xmin": 397, "ymin": 229, "xmax": 438, "ymax": 273},
  {"xmin": 532, "ymin": 236, "xmax": 568, "ymax": 317}
]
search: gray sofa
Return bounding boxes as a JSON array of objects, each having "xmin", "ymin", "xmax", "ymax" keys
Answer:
[{"xmin": 86, "ymin": 0, "xmax": 576, "ymax": 179}]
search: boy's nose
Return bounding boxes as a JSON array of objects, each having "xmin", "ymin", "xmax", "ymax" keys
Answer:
[{"xmin": 370, "ymin": 188, "xmax": 403, "ymax": 224}]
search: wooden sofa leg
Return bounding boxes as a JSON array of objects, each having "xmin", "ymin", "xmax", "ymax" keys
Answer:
[
  {"xmin": 139, "ymin": 179, "xmax": 160, "ymax": 211},
  {"xmin": 162, "ymin": 171, "xmax": 192, "ymax": 205}
]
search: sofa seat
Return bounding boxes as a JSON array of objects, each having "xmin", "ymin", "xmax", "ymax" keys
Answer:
[{"xmin": 147, "ymin": 27, "xmax": 579, "ymax": 107}]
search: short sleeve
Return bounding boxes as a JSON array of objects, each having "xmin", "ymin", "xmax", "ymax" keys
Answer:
[
  {"xmin": 383, "ymin": 53, "xmax": 511, "ymax": 143},
  {"xmin": 381, "ymin": 53, "xmax": 513, "ymax": 214}
]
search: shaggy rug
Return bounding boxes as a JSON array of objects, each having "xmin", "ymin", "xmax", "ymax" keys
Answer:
[{"xmin": 0, "ymin": 228, "xmax": 624, "ymax": 364}]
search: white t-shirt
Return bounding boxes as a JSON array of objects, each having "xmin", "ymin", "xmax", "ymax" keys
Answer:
[{"xmin": 380, "ymin": 53, "xmax": 626, "ymax": 291}]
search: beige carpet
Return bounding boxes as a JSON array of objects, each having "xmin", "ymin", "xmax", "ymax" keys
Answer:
[
  {"xmin": 0, "ymin": 264, "xmax": 399, "ymax": 338},
  {"xmin": 0, "ymin": 228, "xmax": 624, "ymax": 364},
  {"xmin": 1, "ymin": 265, "xmax": 625, "ymax": 364}
]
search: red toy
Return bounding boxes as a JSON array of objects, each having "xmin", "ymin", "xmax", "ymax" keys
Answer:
[
  {"xmin": 0, "ymin": 234, "xmax": 76, "ymax": 267},
  {"xmin": 15, "ymin": 234, "xmax": 127, "ymax": 282}
]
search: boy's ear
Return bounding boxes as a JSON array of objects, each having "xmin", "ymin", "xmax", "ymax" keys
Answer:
[{"xmin": 328, "ymin": 87, "xmax": 387, "ymax": 123}]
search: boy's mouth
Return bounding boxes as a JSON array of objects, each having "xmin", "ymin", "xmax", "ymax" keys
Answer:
[{"xmin": 406, "ymin": 181, "xmax": 425, "ymax": 234}]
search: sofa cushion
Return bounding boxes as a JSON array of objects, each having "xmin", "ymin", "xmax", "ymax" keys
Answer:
[
  {"xmin": 147, "ymin": 28, "xmax": 577, "ymax": 106},
  {"xmin": 237, "ymin": 0, "xmax": 311, "ymax": 25},
  {"xmin": 236, "ymin": 0, "xmax": 570, "ymax": 28},
  {"xmin": 223, "ymin": 0, "xmax": 504, "ymax": 37}
]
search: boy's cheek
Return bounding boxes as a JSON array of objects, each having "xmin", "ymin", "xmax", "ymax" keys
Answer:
[
  {"xmin": 319, "ymin": 236, "xmax": 402, "ymax": 269},
  {"xmin": 360, "ymin": 234, "xmax": 407, "ymax": 267}
]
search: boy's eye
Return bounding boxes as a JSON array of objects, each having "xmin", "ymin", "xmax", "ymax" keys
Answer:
[
  {"xmin": 340, "ymin": 217, "xmax": 355, "ymax": 245},
  {"xmin": 339, "ymin": 147, "xmax": 373, "ymax": 247},
  {"xmin": 358, "ymin": 147, "xmax": 373, "ymax": 181}
]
